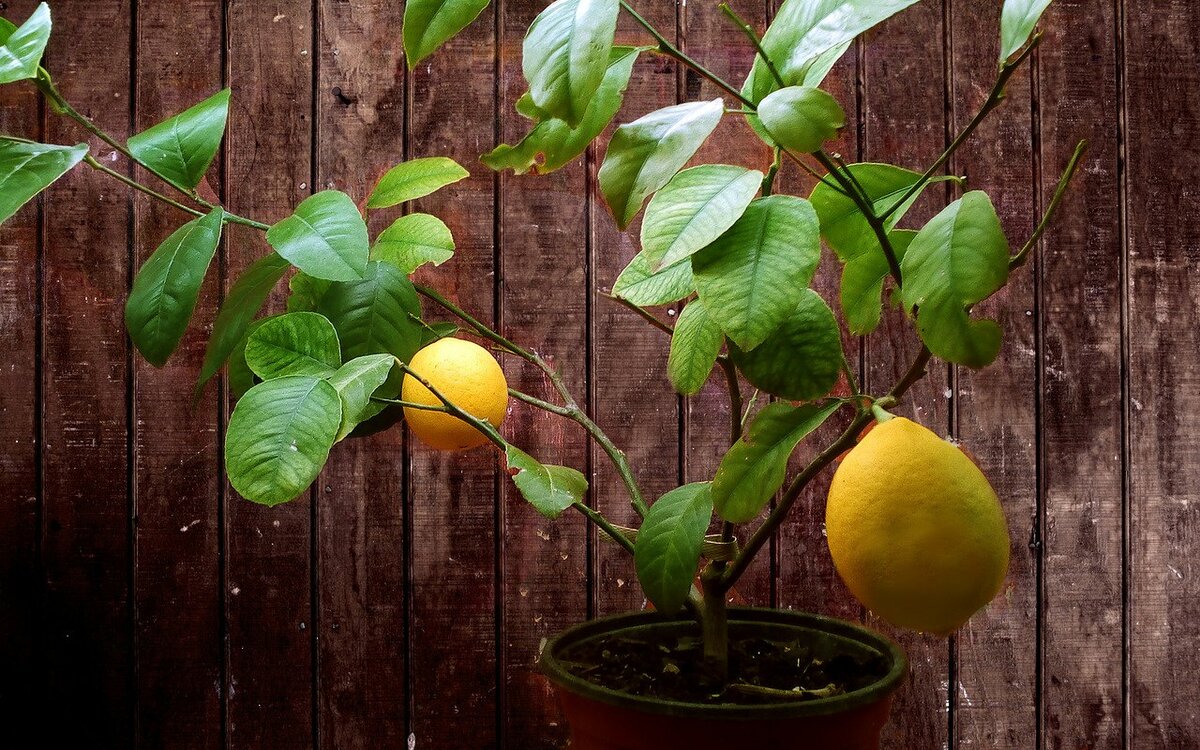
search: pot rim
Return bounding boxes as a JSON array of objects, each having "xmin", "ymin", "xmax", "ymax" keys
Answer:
[{"xmin": 539, "ymin": 607, "xmax": 908, "ymax": 720}]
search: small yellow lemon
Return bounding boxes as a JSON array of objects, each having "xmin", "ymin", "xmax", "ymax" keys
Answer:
[
  {"xmin": 401, "ymin": 337, "xmax": 509, "ymax": 451},
  {"xmin": 825, "ymin": 417, "xmax": 1010, "ymax": 636}
]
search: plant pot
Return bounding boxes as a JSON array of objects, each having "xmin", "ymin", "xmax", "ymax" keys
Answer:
[{"xmin": 540, "ymin": 607, "xmax": 907, "ymax": 750}]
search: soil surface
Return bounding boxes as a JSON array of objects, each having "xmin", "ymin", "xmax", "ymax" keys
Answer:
[{"xmin": 557, "ymin": 626, "xmax": 890, "ymax": 706}]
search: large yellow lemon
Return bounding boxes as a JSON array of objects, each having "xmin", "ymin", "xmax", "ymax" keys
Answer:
[
  {"xmin": 401, "ymin": 337, "xmax": 509, "ymax": 451},
  {"xmin": 825, "ymin": 417, "xmax": 1010, "ymax": 636}
]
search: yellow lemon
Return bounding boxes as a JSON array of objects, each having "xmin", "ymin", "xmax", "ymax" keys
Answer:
[
  {"xmin": 401, "ymin": 337, "xmax": 509, "ymax": 451},
  {"xmin": 825, "ymin": 417, "xmax": 1010, "ymax": 636}
]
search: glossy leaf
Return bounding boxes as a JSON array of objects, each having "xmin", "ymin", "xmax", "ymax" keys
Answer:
[
  {"xmin": 667, "ymin": 299, "xmax": 724, "ymax": 396},
  {"xmin": 522, "ymin": 0, "xmax": 619, "ymax": 128},
  {"xmin": 0, "ymin": 3, "xmax": 50, "ymax": 84},
  {"xmin": 729, "ymin": 289, "xmax": 843, "ymax": 401},
  {"xmin": 225, "ymin": 376, "xmax": 342, "ymax": 506},
  {"xmin": 124, "ymin": 208, "xmax": 224, "ymax": 366},
  {"xmin": 1000, "ymin": 0, "xmax": 1053, "ymax": 60},
  {"xmin": 642, "ymin": 164, "xmax": 763, "ymax": 269},
  {"xmin": 367, "ymin": 156, "xmax": 469, "ymax": 209},
  {"xmin": 757, "ymin": 86, "xmax": 846, "ymax": 154},
  {"xmin": 742, "ymin": 39, "xmax": 850, "ymax": 147},
  {"xmin": 598, "ymin": 99, "xmax": 725, "ymax": 229},
  {"xmin": 611, "ymin": 251, "xmax": 694, "ymax": 307},
  {"xmin": 327, "ymin": 353, "xmax": 396, "ymax": 441},
  {"xmin": 634, "ymin": 483, "xmax": 713, "ymax": 614},
  {"xmin": 712, "ymin": 401, "xmax": 841, "ymax": 523},
  {"xmin": 900, "ymin": 191, "xmax": 1010, "ymax": 367},
  {"xmin": 196, "ymin": 252, "xmax": 291, "ymax": 393},
  {"xmin": 483, "ymin": 46, "xmax": 641, "ymax": 175},
  {"xmin": 300, "ymin": 261, "xmax": 424, "ymax": 365},
  {"xmin": 244, "ymin": 311, "xmax": 342, "ymax": 380},
  {"xmin": 692, "ymin": 195, "xmax": 821, "ymax": 351},
  {"xmin": 127, "ymin": 89, "xmax": 230, "ymax": 191},
  {"xmin": 0, "ymin": 139, "xmax": 87, "ymax": 225},
  {"xmin": 371, "ymin": 212, "xmax": 455, "ymax": 274},
  {"xmin": 403, "ymin": 0, "xmax": 491, "ymax": 67},
  {"xmin": 840, "ymin": 229, "xmax": 915, "ymax": 335},
  {"xmin": 506, "ymin": 445, "xmax": 588, "ymax": 519},
  {"xmin": 267, "ymin": 190, "xmax": 370, "ymax": 281}
]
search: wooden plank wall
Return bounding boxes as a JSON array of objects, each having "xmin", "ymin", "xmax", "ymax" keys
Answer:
[{"xmin": 0, "ymin": 0, "xmax": 1188, "ymax": 748}]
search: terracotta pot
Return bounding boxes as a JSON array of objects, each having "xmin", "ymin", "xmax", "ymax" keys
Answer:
[{"xmin": 540, "ymin": 607, "xmax": 907, "ymax": 750}]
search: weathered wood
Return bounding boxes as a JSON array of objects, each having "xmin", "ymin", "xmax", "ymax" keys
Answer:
[
  {"xmin": 1125, "ymin": 1, "xmax": 1200, "ymax": 747},
  {"xmin": 131, "ymin": 3, "xmax": 225, "ymax": 747},
  {"xmin": 224, "ymin": 3, "xmax": 315, "ymax": 747},
  {"xmin": 406, "ymin": 4, "xmax": 499, "ymax": 748},
  {"xmin": 948, "ymin": 2, "xmax": 1038, "ymax": 747},
  {"xmin": 315, "ymin": 2, "xmax": 410, "ymax": 746},
  {"xmin": 1038, "ymin": 2, "xmax": 1124, "ymax": 748}
]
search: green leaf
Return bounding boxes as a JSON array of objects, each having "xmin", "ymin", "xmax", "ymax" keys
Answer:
[
  {"xmin": 483, "ymin": 46, "xmax": 641, "ymax": 175},
  {"xmin": 127, "ymin": 89, "xmax": 230, "ymax": 192},
  {"xmin": 0, "ymin": 3, "xmax": 50, "ymax": 84},
  {"xmin": 692, "ymin": 195, "xmax": 821, "ymax": 351},
  {"xmin": 287, "ymin": 272, "xmax": 332, "ymax": 313},
  {"xmin": 0, "ymin": 139, "xmax": 87, "ymax": 225},
  {"xmin": 634, "ymin": 483, "xmax": 713, "ymax": 614},
  {"xmin": 245, "ymin": 311, "xmax": 342, "ymax": 380},
  {"xmin": 403, "ymin": 0, "xmax": 491, "ymax": 68},
  {"xmin": 667, "ymin": 299, "xmax": 723, "ymax": 396},
  {"xmin": 899, "ymin": 191, "xmax": 1010, "ymax": 367},
  {"xmin": 742, "ymin": 40, "xmax": 850, "ymax": 147},
  {"xmin": 225, "ymin": 376, "xmax": 342, "ymax": 506},
  {"xmin": 757, "ymin": 86, "xmax": 846, "ymax": 154},
  {"xmin": 642, "ymin": 164, "xmax": 763, "ymax": 269},
  {"xmin": 124, "ymin": 208, "xmax": 224, "ymax": 366},
  {"xmin": 712, "ymin": 401, "xmax": 841, "ymax": 523},
  {"xmin": 809, "ymin": 162, "xmax": 941, "ymax": 261},
  {"xmin": 371, "ymin": 212, "xmax": 454, "ymax": 274},
  {"xmin": 522, "ymin": 0, "xmax": 619, "ymax": 128},
  {"xmin": 506, "ymin": 445, "xmax": 588, "ymax": 519},
  {"xmin": 300, "ymin": 261, "xmax": 424, "ymax": 364},
  {"xmin": 368, "ymin": 156, "xmax": 469, "ymax": 209},
  {"xmin": 267, "ymin": 190, "xmax": 369, "ymax": 282},
  {"xmin": 598, "ymin": 99, "xmax": 725, "ymax": 230},
  {"xmin": 611, "ymin": 251, "xmax": 694, "ymax": 307},
  {"xmin": 1000, "ymin": 0, "xmax": 1053, "ymax": 61},
  {"xmin": 840, "ymin": 229, "xmax": 915, "ymax": 335},
  {"xmin": 229, "ymin": 317, "xmax": 272, "ymax": 399},
  {"xmin": 196, "ymin": 252, "xmax": 291, "ymax": 394},
  {"xmin": 326, "ymin": 353, "xmax": 396, "ymax": 441},
  {"xmin": 729, "ymin": 289, "xmax": 842, "ymax": 401}
]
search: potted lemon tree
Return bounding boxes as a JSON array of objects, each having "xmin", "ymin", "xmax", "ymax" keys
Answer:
[{"xmin": 0, "ymin": 1, "xmax": 1082, "ymax": 747}]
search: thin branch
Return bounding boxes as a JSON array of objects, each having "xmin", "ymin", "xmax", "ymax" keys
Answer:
[
  {"xmin": 812, "ymin": 149, "xmax": 903, "ymax": 284},
  {"xmin": 602, "ymin": 291, "xmax": 674, "ymax": 337},
  {"xmin": 370, "ymin": 397, "xmax": 451, "ymax": 413},
  {"xmin": 780, "ymin": 147, "xmax": 849, "ymax": 196},
  {"xmin": 394, "ymin": 361, "xmax": 507, "ymax": 449},
  {"xmin": 717, "ymin": 355, "xmax": 743, "ymax": 447},
  {"xmin": 717, "ymin": 2, "xmax": 785, "ymax": 88},
  {"xmin": 83, "ymin": 155, "xmax": 206, "ymax": 220},
  {"xmin": 572, "ymin": 502, "xmax": 636, "ymax": 556},
  {"xmin": 508, "ymin": 387, "xmax": 574, "ymax": 417},
  {"xmin": 1010, "ymin": 139, "xmax": 1087, "ymax": 270},
  {"xmin": 762, "ymin": 147, "xmax": 782, "ymax": 196}
]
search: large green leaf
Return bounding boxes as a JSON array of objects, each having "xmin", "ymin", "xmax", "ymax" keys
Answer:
[
  {"xmin": 757, "ymin": 85, "xmax": 846, "ymax": 154},
  {"xmin": 0, "ymin": 3, "xmax": 50, "ymax": 84},
  {"xmin": 506, "ymin": 445, "xmax": 588, "ymax": 519},
  {"xmin": 522, "ymin": 0, "xmax": 619, "ymax": 128},
  {"xmin": 483, "ymin": 46, "xmax": 641, "ymax": 175},
  {"xmin": 729, "ymin": 289, "xmax": 842, "ymax": 401},
  {"xmin": 1000, "ymin": 0, "xmax": 1053, "ymax": 60},
  {"xmin": 0, "ymin": 139, "xmax": 87, "ymax": 225},
  {"xmin": 808, "ymin": 162, "xmax": 942, "ymax": 261},
  {"xmin": 267, "ymin": 190, "xmax": 369, "ymax": 282},
  {"xmin": 196, "ymin": 252, "xmax": 291, "ymax": 393},
  {"xmin": 667, "ymin": 299, "xmax": 724, "ymax": 396},
  {"xmin": 125, "ymin": 208, "xmax": 224, "ymax": 366},
  {"xmin": 611, "ymin": 251, "xmax": 694, "ymax": 307},
  {"xmin": 691, "ymin": 195, "xmax": 821, "ymax": 351},
  {"xmin": 598, "ymin": 99, "xmax": 725, "ymax": 229},
  {"xmin": 244, "ymin": 311, "xmax": 342, "ymax": 380},
  {"xmin": 371, "ymin": 212, "xmax": 455, "ymax": 274},
  {"xmin": 900, "ymin": 191, "xmax": 1010, "ymax": 367},
  {"xmin": 127, "ymin": 89, "xmax": 230, "ymax": 191},
  {"xmin": 225, "ymin": 376, "xmax": 342, "ymax": 506},
  {"xmin": 634, "ymin": 483, "xmax": 712, "ymax": 614},
  {"xmin": 326, "ymin": 353, "xmax": 396, "ymax": 441},
  {"xmin": 712, "ymin": 401, "xmax": 841, "ymax": 523},
  {"xmin": 840, "ymin": 229, "xmax": 915, "ymax": 335},
  {"xmin": 642, "ymin": 164, "xmax": 763, "ymax": 269},
  {"xmin": 367, "ymin": 156, "xmax": 469, "ymax": 209},
  {"xmin": 300, "ymin": 261, "xmax": 424, "ymax": 364},
  {"xmin": 403, "ymin": 0, "xmax": 491, "ymax": 67}
]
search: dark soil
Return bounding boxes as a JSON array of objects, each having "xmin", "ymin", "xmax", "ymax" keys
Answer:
[{"xmin": 557, "ymin": 625, "xmax": 890, "ymax": 706}]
